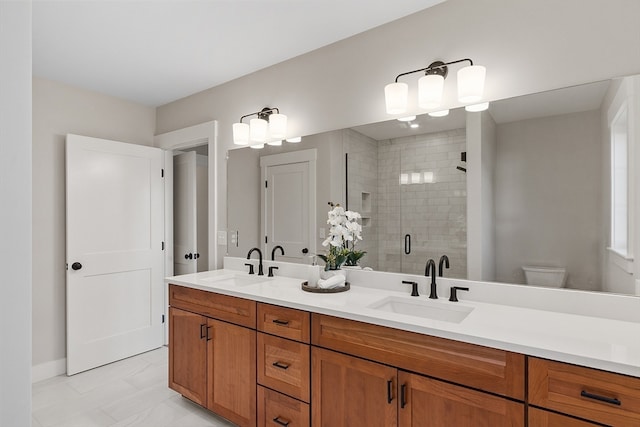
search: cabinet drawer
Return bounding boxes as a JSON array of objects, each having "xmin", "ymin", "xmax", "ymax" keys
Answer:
[
  {"xmin": 258, "ymin": 386, "xmax": 309, "ymax": 427},
  {"xmin": 312, "ymin": 313, "xmax": 525, "ymax": 400},
  {"xmin": 258, "ymin": 333, "xmax": 310, "ymax": 402},
  {"xmin": 529, "ymin": 357, "xmax": 640, "ymax": 426},
  {"xmin": 528, "ymin": 408, "xmax": 600, "ymax": 426},
  {"xmin": 169, "ymin": 284, "xmax": 256, "ymax": 328},
  {"xmin": 258, "ymin": 303, "xmax": 310, "ymax": 343}
]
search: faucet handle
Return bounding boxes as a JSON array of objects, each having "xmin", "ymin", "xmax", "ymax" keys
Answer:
[
  {"xmin": 268, "ymin": 266, "xmax": 279, "ymax": 277},
  {"xmin": 449, "ymin": 286, "xmax": 469, "ymax": 302},
  {"xmin": 402, "ymin": 280, "xmax": 419, "ymax": 297},
  {"xmin": 244, "ymin": 263, "xmax": 255, "ymax": 275}
]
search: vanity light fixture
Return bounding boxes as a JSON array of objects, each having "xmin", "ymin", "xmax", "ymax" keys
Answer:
[
  {"xmin": 233, "ymin": 107, "xmax": 287, "ymax": 146},
  {"xmin": 428, "ymin": 109, "xmax": 449, "ymax": 117},
  {"xmin": 385, "ymin": 58, "xmax": 486, "ymax": 115},
  {"xmin": 465, "ymin": 102, "xmax": 490, "ymax": 112}
]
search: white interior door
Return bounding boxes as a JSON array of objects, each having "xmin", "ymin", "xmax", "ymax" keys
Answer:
[
  {"xmin": 173, "ymin": 152, "xmax": 198, "ymax": 275},
  {"xmin": 264, "ymin": 162, "xmax": 311, "ymax": 261},
  {"xmin": 66, "ymin": 134, "xmax": 164, "ymax": 375}
]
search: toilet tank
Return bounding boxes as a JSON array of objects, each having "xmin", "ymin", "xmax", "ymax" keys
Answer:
[{"xmin": 522, "ymin": 266, "xmax": 567, "ymax": 288}]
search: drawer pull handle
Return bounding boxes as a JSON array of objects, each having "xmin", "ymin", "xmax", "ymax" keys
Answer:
[
  {"xmin": 387, "ymin": 379, "xmax": 393, "ymax": 404},
  {"xmin": 199, "ymin": 324, "xmax": 206, "ymax": 339},
  {"xmin": 580, "ymin": 390, "xmax": 621, "ymax": 406},
  {"xmin": 400, "ymin": 384, "xmax": 407, "ymax": 408},
  {"xmin": 272, "ymin": 361, "xmax": 290, "ymax": 370},
  {"xmin": 272, "ymin": 319, "xmax": 290, "ymax": 326},
  {"xmin": 272, "ymin": 416, "xmax": 290, "ymax": 426},
  {"xmin": 206, "ymin": 326, "xmax": 212, "ymax": 341}
]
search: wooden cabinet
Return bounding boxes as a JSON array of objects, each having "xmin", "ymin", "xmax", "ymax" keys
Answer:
[
  {"xmin": 257, "ymin": 332, "xmax": 310, "ymax": 402},
  {"xmin": 311, "ymin": 313, "xmax": 525, "ymax": 400},
  {"xmin": 258, "ymin": 303, "xmax": 310, "ymax": 343},
  {"xmin": 206, "ymin": 318, "xmax": 256, "ymax": 427},
  {"xmin": 258, "ymin": 386, "xmax": 310, "ymax": 427},
  {"xmin": 168, "ymin": 307, "xmax": 207, "ymax": 406},
  {"xmin": 398, "ymin": 371, "xmax": 523, "ymax": 427},
  {"xmin": 169, "ymin": 285, "xmax": 257, "ymax": 427},
  {"xmin": 312, "ymin": 347, "xmax": 397, "ymax": 427},
  {"xmin": 529, "ymin": 357, "xmax": 640, "ymax": 426},
  {"xmin": 528, "ymin": 408, "xmax": 600, "ymax": 426}
]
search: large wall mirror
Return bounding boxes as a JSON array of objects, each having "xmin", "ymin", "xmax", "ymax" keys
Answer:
[{"xmin": 227, "ymin": 75, "xmax": 639, "ymax": 296}]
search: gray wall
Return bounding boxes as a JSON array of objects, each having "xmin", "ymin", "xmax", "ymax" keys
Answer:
[
  {"xmin": 494, "ymin": 110, "xmax": 602, "ymax": 290},
  {"xmin": 227, "ymin": 130, "xmax": 344, "ymax": 260},
  {"xmin": 32, "ymin": 78, "xmax": 156, "ymax": 372},
  {"xmin": 0, "ymin": 2, "xmax": 32, "ymax": 424}
]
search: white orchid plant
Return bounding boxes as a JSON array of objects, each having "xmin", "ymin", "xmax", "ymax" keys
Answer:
[{"xmin": 318, "ymin": 204, "xmax": 366, "ymax": 270}]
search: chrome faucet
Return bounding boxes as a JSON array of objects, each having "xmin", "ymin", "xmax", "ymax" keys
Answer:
[
  {"xmin": 271, "ymin": 245, "xmax": 285, "ymax": 261},
  {"xmin": 247, "ymin": 248, "xmax": 264, "ymax": 276},
  {"xmin": 425, "ymin": 259, "xmax": 438, "ymax": 299},
  {"xmin": 438, "ymin": 255, "xmax": 449, "ymax": 277}
]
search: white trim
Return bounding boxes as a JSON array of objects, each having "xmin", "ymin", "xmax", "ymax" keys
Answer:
[
  {"xmin": 607, "ymin": 247, "xmax": 634, "ymax": 274},
  {"xmin": 260, "ymin": 148, "xmax": 318, "ymax": 167},
  {"xmin": 154, "ymin": 120, "xmax": 218, "ymax": 345},
  {"xmin": 32, "ymin": 358, "xmax": 66, "ymax": 383}
]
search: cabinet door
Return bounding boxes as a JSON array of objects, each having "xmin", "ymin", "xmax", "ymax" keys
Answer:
[
  {"xmin": 168, "ymin": 307, "xmax": 207, "ymax": 406},
  {"xmin": 312, "ymin": 347, "xmax": 397, "ymax": 427},
  {"xmin": 398, "ymin": 371, "xmax": 524, "ymax": 427},
  {"xmin": 206, "ymin": 318, "xmax": 257, "ymax": 427},
  {"xmin": 529, "ymin": 408, "xmax": 600, "ymax": 426}
]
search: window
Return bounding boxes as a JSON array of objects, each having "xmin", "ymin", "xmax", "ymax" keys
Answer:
[{"xmin": 610, "ymin": 102, "xmax": 629, "ymax": 256}]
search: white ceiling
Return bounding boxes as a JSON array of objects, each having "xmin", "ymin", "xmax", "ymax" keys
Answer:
[{"xmin": 32, "ymin": 0, "xmax": 444, "ymax": 107}]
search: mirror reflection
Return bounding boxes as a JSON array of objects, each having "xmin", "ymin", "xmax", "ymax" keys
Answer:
[{"xmin": 227, "ymin": 76, "xmax": 638, "ymax": 295}]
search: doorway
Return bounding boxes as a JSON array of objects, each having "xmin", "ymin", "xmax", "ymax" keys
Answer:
[{"xmin": 173, "ymin": 144, "xmax": 209, "ymax": 274}]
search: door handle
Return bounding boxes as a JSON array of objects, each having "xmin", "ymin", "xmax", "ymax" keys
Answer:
[
  {"xmin": 71, "ymin": 262, "xmax": 82, "ymax": 271},
  {"xmin": 404, "ymin": 234, "xmax": 411, "ymax": 254},
  {"xmin": 302, "ymin": 248, "xmax": 309, "ymax": 254},
  {"xmin": 194, "ymin": 253, "xmax": 200, "ymax": 259},
  {"xmin": 185, "ymin": 253, "xmax": 193, "ymax": 260}
]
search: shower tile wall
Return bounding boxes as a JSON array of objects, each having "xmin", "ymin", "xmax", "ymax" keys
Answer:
[
  {"xmin": 343, "ymin": 129, "xmax": 379, "ymax": 270},
  {"xmin": 377, "ymin": 129, "xmax": 467, "ymax": 277}
]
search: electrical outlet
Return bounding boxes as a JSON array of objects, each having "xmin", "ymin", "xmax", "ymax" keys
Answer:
[{"xmin": 217, "ymin": 231, "xmax": 227, "ymax": 245}]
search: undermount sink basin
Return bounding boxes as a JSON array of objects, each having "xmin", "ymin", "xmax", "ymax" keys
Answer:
[
  {"xmin": 200, "ymin": 273, "xmax": 269, "ymax": 287},
  {"xmin": 368, "ymin": 296, "xmax": 473, "ymax": 323}
]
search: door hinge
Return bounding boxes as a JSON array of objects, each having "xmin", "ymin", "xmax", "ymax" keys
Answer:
[
  {"xmin": 161, "ymin": 168, "xmax": 164, "ymax": 178},
  {"xmin": 265, "ymin": 180, "xmax": 268, "ymax": 188},
  {"xmin": 265, "ymin": 236, "xmax": 268, "ymax": 244},
  {"xmin": 161, "ymin": 241, "xmax": 165, "ymax": 251},
  {"xmin": 162, "ymin": 314, "xmax": 165, "ymax": 323}
]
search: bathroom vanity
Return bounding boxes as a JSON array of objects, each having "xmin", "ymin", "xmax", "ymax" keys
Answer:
[{"xmin": 166, "ymin": 263, "xmax": 640, "ymax": 426}]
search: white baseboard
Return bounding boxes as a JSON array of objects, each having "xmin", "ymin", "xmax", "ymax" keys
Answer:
[{"xmin": 32, "ymin": 358, "xmax": 66, "ymax": 383}]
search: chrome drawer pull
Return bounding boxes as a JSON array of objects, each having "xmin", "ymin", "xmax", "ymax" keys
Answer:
[
  {"xmin": 272, "ymin": 319, "xmax": 290, "ymax": 326},
  {"xmin": 580, "ymin": 390, "xmax": 621, "ymax": 406},
  {"xmin": 272, "ymin": 416, "xmax": 290, "ymax": 426},
  {"xmin": 272, "ymin": 361, "xmax": 290, "ymax": 370}
]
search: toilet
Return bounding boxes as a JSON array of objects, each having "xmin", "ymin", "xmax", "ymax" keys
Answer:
[{"xmin": 522, "ymin": 266, "xmax": 567, "ymax": 288}]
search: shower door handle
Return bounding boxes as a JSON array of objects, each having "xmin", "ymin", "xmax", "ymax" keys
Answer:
[{"xmin": 404, "ymin": 234, "xmax": 411, "ymax": 255}]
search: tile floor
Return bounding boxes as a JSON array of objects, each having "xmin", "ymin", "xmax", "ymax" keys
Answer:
[{"xmin": 32, "ymin": 347, "xmax": 234, "ymax": 427}]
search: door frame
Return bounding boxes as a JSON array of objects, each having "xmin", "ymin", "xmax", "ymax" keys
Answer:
[
  {"xmin": 154, "ymin": 120, "xmax": 217, "ymax": 343},
  {"xmin": 260, "ymin": 149, "xmax": 317, "ymax": 260}
]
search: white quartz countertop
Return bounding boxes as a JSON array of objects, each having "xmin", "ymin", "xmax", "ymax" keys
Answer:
[{"xmin": 165, "ymin": 268, "xmax": 640, "ymax": 378}]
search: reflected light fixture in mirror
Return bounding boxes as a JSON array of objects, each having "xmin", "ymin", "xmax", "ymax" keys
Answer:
[
  {"xmin": 385, "ymin": 58, "xmax": 486, "ymax": 115},
  {"xmin": 233, "ymin": 106, "xmax": 287, "ymax": 147},
  {"xmin": 465, "ymin": 102, "xmax": 490, "ymax": 112},
  {"xmin": 397, "ymin": 115, "xmax": 416, "ymax": 122},
  {"xmin": 286, "ymin": 136, "xmax": 301, "ymax": 143},
  {"xmin": 428, "ymin": 109, "xmax": 449, "ymax": 117}
]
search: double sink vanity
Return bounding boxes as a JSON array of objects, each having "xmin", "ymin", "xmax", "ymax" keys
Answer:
[{"xmin": 166, "ymin": 258, "xmax": 640, "ymax": 426}]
